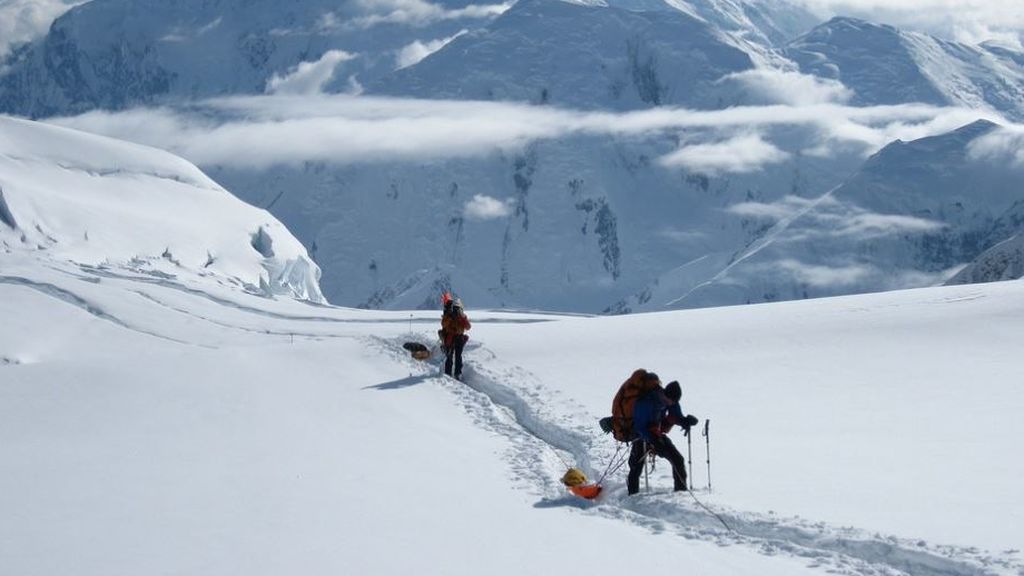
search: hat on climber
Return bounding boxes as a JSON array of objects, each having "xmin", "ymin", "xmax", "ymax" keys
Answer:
[{"xmin": 665, "ymin": 380, "xmax": 681, "ymax": 402}]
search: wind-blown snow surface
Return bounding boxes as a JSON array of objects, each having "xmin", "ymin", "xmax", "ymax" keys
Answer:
[
  {"xmin": 2, "ymin": 248, "xmax": 1022, "ymax": 574},
  {"xmin": 0, "ymin": 115, "xmax": 323, "ymax": 302}
]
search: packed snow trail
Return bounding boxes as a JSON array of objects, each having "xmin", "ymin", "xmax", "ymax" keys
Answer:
[{"xmin": 382, "ymin": 337, "xmax": 1023, "ymax": 576}]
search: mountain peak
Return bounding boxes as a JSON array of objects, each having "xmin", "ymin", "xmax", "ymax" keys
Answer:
[{"xmin": 369, "ymin": 0, "xmax": 753, "ymax": 109}]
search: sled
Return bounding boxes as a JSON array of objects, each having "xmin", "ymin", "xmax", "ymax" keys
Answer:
[
  {"xmin": 402, "ymin": 341, "xmax": 431, "ymax": 360},
  {"xmin": 568, "ymin": 483, "xmax": 603, "ymax": 499}
]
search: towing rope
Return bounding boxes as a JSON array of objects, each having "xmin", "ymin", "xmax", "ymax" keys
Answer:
[{"xmin": 595, "ymin": 441, "xmax": 630, "ymax": 485}]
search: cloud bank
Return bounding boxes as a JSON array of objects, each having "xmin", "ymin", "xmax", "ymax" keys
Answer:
[
  {"xmin": 720, "ymin": 70, "xmax": 854, "ymax": 106},
  {"xmin": 46, "ymin": 94, "xmax": 1011, "ymax": 171},
  {"xmin": 967, "ymin": 126, "xmax": 1024, "ymax": 167},
  {"xmin": 346, "ymin": 0, "xmax": 510, "ymax": 30}
]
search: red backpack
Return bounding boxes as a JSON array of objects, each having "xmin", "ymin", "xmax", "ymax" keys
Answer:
[{"xmin": 608, "ymin": 369, "xmax": 661, "ymax": 442}]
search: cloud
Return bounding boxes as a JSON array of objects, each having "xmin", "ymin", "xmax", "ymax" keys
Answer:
[
  {"xmin": 345, "ymin": 0, "xmax": 510, "ymax": 30},
  {"xmin": 657, "ymin": 134, "xmax": 790, "ymax": 174},
  {"xmin": 463, "ymin": 194, "xmax": 513, "ymax": 220},
  {"xmin": 838, "ymin": 212, "xmax": 946, "ymax": 236},
  {"xmin": 967, "ymin": 125, "xmax": 1024, "ymax": 167},
  {"xmin": 719, "ymin": 69, "xmax": 854, "ymax": 106},
  {"xmin": 727, "ymin": 195, "xmax": 823, "ymax": 220},
  {"xmin": 730, "ymin": 193, "xmax": 946, "ymax": 242},
  {"xmin": 45, "ymin": 94, "xmax": 1014, "ymax": 170},
  {"xmin": 792, "ymin": 0, "xmax": 1024, "ymax": 48},
  {"xmin": 160, "ymin": 16, "xmax": 223, "ymax": 43},
  {"xmin": 0, "ymin": 0, "xmax": 88, "ymax": 61},
  {"xmin": 395, "ymin": 30, "xmax": 467, "ymax": 69},
  {"xmin": 775, "ymin": 259, "xmax": 874, "ymax": 288},
  {"xmin": 266, "ymin": 50, "xmax": 357, "ymax": 95}
]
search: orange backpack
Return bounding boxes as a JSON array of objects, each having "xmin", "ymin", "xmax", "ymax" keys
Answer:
[{"xmin": 609, "ymin": 369, "xmax": 661, "ymax": 442}]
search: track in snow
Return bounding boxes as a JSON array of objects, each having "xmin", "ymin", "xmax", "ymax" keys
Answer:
[{"xmin": 380, "ymin": 337, "xmax": 1024, "ymax": 576}]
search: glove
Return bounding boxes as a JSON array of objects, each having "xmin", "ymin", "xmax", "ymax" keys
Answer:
[{"xmin": 682, "ymin": 415, "xmax": 699, "ymax": 429}]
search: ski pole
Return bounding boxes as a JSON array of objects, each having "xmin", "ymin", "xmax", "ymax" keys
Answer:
[
  {"xmin": 643, "ymin": 441, "xmax": 650, "ymax": 493},
  {"xmin": 685, "ymin": 426, "xmax": 693, "ymax": 491},
  {"xmin": 702, "ymin": 419, "xmax": 711, "ymax": 492}
]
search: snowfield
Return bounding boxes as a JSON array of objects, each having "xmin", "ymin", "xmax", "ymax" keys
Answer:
[{"xmin": 2, "ymin": 251, "xmax": 1022, "ymax": 575}]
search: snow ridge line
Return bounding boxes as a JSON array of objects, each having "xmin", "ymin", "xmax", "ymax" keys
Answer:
[
  {"xmin": 77, "ymin": 265, "xmax": 550, "ymax": 326},
  {"xmin": 382, "ymin": 338, "xmax": 1022, "ymax": 576},
  {"xmin": 0, "ymin": 274, "xmax": 201, "ymax": 347},
  {"xmin": 127, "ymin": 289, "xmax": 352, "ymax": 341}
]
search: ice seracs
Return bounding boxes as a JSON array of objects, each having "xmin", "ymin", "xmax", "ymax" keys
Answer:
[{"xmin": 0, "ymin": 115, "xmax": 324, "ymax": 303}]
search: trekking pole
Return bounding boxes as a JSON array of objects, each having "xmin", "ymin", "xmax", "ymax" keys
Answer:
[
  {"xmin": 685, "ymin": 426, "xmax": 693, "ymax": 491},
  {"xmin": 643, "ymin": 441, "xmax": 650, "ymax": 493},
  {"xmin": 702, "ymin": 419, "xmax": 712, "ymax": 492}
]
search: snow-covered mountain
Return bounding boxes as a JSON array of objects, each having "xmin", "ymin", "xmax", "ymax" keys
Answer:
[
  {"xmin": 0, "ymin": 0, "xmax": 503, "ymax": 117},
  {"xmin": 785, "ymin": 17, "xmax": 1024, "ymax": 120},
  {"xmin": 369, "ymin": 0, "xmax": 824, "ymax": 107},
  {"xmin": 617, "ymin": 119, "xmax": 1024, "ymax": 311},
  {"xmin": 947, "ymin": 200, "xmax": 1024, "ymax": 285},
  {"xmin": 947, "ymin": 234, "xmax": 1024, "ymax": 285},
  {"xmin": 0, "ymin": 0, "xmax": 819, "ymax": 116},
  {"xmin": 3, "ymin": 0, "xmax": 1022, "ymax": 313},
  {"xmin": 204, "ymin": 116, "xmax": 867, "ymax": 311},
  {"xmin": 0, "ymin": 115, "xmax": 323, "ymax": 302},
  {"xmin": 605, "ymin": 0, "xmax": 819, "ymax": 64}
]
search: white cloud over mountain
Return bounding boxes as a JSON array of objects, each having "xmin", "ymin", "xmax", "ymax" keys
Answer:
[
  {"xmin": 967, "ymin": 125, "xmax": 1024, "ymax": 167},
  {"xmin": 47, "ymin": 95, "xmax": 1009, "ymax": 171},
  {"xmin": 463, "ymin": 194, "xmax": 514, "ymax": 220},
  {"xmin": 396, "ymin": 30, "xmax": 467, "ymax": 69},
  {"xmin": 266, "ymin": 51, "xmax": 357, "ymax": 95},
  {"xmin": 658, "ymin": 133, "xmax": 790, "ymax": 174},
  {"xmin": 0, "ymin": 0, "xmax": 86, "ymax": 60},
  {"xmin": 347, "ymin": 0, "xmax": 511, "ymax": 30}
]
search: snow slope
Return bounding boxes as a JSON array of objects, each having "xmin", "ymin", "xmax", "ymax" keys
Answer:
[
  {"xmin": 2, "ymin": 247, "xmax": 1022, "ymax": 575},
  {"xmin": 371, "ymin": 0, "xmax": 755, "ymax": 110},
  {"xmin": 0, "ymin": 115, "xmax": 323, "ymax": 302},
  {"xmin": 947, "ymin": 235, "xmax": 1024, "ymax": 285},
  {"xmin": 786, "ymin": 17, "xmax": 1024, "ymax": 120}
]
